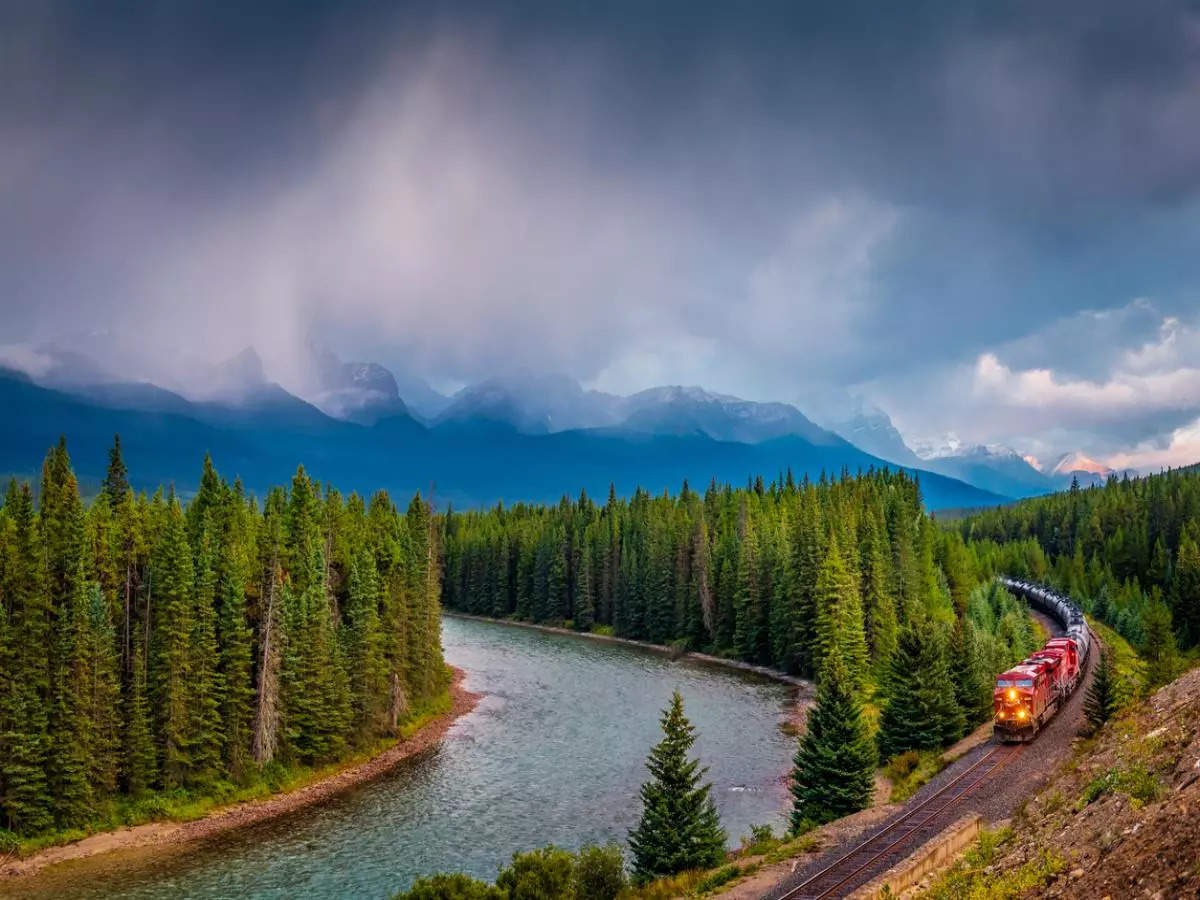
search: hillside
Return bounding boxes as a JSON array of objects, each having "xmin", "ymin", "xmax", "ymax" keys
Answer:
[
  {"xmin": 0, "ymin": 371, "xmax": 1005, "ymax": 511},
  {"xmin": 913, "ymin": 663, "xmax": 1200, "ymax": 898}
]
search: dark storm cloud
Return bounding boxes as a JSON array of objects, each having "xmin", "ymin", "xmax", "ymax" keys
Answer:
[{"xmin": 2, "ymin": 1, "xmax": 1199, "ymax": 465}]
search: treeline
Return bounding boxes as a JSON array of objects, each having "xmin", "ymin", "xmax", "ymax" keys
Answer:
[
  {"xmin": 441, "ymin": 470, "xmax": 1035, "ymax": 731},
  {"xmin": 0, "ymin": 437, "xmax": 444, "ymax": 837},
  {"xmin": 957, "ymin": 467, "xmax": 1200, "ymax": 681}
]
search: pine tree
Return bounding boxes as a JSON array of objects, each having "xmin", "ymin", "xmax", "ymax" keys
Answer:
[
  {"xmin": 101, "ymin": 434, "xmax": 130, "ymax": 510},
  {"xmin": 948, "ymin": 617, "xmax": 993, "ymax": 728},
  {"xmin": 1172, "ymin": 529, "xmax": 1200, "ymax": 647},
  {"xmin": 151, "ymin": 497, "xmax": 197, "ymax": 788},
  {"xmin": 215, "ymin": 529, "xmax": 255, "ymax": 776},
  {"xmin": 0, "ymin": 483, "xmax": 53, "ymax": 833},
  {"xmin": 628, "ymin": 691, "xmax": 726, "ymax": 883},
  {"xmin": 343, "ymin": 547, "xmax": 388, "ymax": 741},
  {"xmin": 122, "ymin": 642, "xmax": 156, "ymax": 794},
  {"xmin": 790, "ymin": 652, "xmax": 876, "ymax": 829},
  {"xmin": 1083, "ymin": 648, "xmax": 1119, "ymax": 732},
  {"xmin": 574, "ymin": 544, "xmax": 595, "ymax": 631},
  {"xmin": 188, "ymin": 523, "xmax": 224, "ymax": 786},
  {"xmin": 876, "ymin": 624, "xmax": 965, "ymax": 758},
  {"xmin": 813, "ymin": 531, "xmax": 868, "ymax": 690},
  {"xmin": 1141, "ymin": 591, "xmax": 1178, "ymax": 690}
]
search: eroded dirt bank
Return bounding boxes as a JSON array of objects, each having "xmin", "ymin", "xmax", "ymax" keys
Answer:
[{"xmin": 0, "ymin": 667, "xmax": 481, "ymax": 881}]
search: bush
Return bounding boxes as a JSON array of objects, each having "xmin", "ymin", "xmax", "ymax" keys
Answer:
[
  {"xmin": 739, "ymin": 824, "xmax": 780, "ymax": 856},
  {"xmin": 0, "ymin": 829, "xmax": 19, "ymax": 857},
  {"xmin": 496, "ymin": 846, "xmax": 575, "ymax": 900},
  {"xmin": 883, "ymin": 750, "xmax": 920, "ymax": 781},
  {"xmin": 392, "ymin": 873, "xmax": 505, "ymax": 900},
  {"xmin": 133, "ymin": 795, "xmax": 170, "ymax": 822},
  {"xmin": 574, "ymin": 843, "xmax": 626, "ymax": 900}
]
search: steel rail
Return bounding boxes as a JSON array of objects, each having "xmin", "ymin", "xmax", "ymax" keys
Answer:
[{"xmin": 772, "ymin": 743, "xmax": 1022, "ymax": 900}]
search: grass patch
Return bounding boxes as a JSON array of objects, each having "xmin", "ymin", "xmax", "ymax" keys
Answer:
[
  {"xmin": 692, "ymin": 864, "xmax": 743, "ymax": 894},
  {"xmin": 763, "ymin": 832, "xmax": 820, "ymax": 864},
  {"xmin": 919, "ymin": 827, "xmax": 1066, "ymax": 899},
  {"xmin": 738, "ymin": 823, "xmax": 782, "ymax": 857},
  {"xmin": 590, "ymin": 624, "xmax": 616, "ymax": 637},
  {"xmin": 1077, "ymin": 764, "xmax": 1164, "ymax": 810},
  {"xmin": 618, "ymin": 869, "xmax": 707, "ymax": 899},
  {"xmin": 884, "ymin": 750, "xmax": 947, "ymax": 804},
  {"xmin": 14, "ymin": 680, "xmax": 454, "ymax": 858}
]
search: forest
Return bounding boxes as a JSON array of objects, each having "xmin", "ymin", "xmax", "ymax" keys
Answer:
[
  {"xmin": 440, "ymin": 469, "xmax": 1037, "ymax": 737},
  {"xmin": 956, "ymin": 466, "xmax": 1200, "ymax": 685},
  {"xmin": 0, "ymin": 437, "xmax": 445, "ymax": 839}
]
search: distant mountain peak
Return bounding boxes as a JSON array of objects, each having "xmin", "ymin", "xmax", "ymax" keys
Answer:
[
  {"xmin": 303, "ymin": 342, "xmax": 409, "ymax": 425},
  {"xmin": 1051, "ymin": 451, "xmax": 1113, "ymax": 477}
]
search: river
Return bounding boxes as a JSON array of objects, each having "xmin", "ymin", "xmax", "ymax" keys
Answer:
[{"xmin": 5, "ymin": 615, "xmax": 799, "ymax": 899}]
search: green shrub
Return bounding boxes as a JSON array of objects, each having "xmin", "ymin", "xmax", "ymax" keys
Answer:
[
  {"xmin": 133, "ymin": 795, "xmax": 170, "ymax": 822},
  {"xmin": 392, "ymin": 873, "xmax": 505, "ymax": 900},
  {"xmin": 496, "ymin": 846, "xmax": 575, "ymax": 900},
  {"xmin": 738, "ymin": 823, "xmax": 780, "ymax": 856},
  {"xmin": 0, "ymin": 830, "xmax": 19, "ymax": 857},
  {"xmin": 574, "ymin": 843, "xmax": 626, "ymax": 900},
  {"xmin": 883, "ymin": 750, "xmax": 920, "ymax": 781}
]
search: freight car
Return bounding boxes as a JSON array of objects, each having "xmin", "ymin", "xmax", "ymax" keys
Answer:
[{"xmin": 992, "ymin": 578, "xmax": 1092, "ymax": 742}]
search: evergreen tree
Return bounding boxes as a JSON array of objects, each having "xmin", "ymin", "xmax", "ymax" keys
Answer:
[
  {"xmin": 790, "ymin": 653, "xmax": 875, "ymax": 829},
  {"xmin": 813, "ymin": 531, "xmax": 868, "ymax": 690},
  {"xmin": 628, "ymin": 691, "xmax": 726, "ymax": 883},
  {"xmin": 151, "ymin": 497, "xmax": 197, "ymax": 788},
  {"xmin": 0, "ymin": 482, "xmax": 53, "ymax": 833},
  {"xmin": 215, "ymin": 529, "xmax": 255, "ymax": 776},
  {"xmin": 1141, "ymin": 591, "xmax": 1178, "ymax": 690},
  {"xmin": 1083, "ymin": 648, "xmax": 1119, "ymax": 732},
  {"xmin": 1172, "ymin": 529, "xmax": 1200, "ymax": 647},
  {"xmin": 101, "ymin": 434, "xmax": 130, "ymax": 510},
  {"xmin": 344, "ymin": 547, "xmax": 388, "ymax": 740},
  {"xmin": 122, "ymin": 642, "xmax": 156, "ymax": 794},
  {"xmin": 876, "ymin": 624, "xmax": 965, "ymax": 758}
]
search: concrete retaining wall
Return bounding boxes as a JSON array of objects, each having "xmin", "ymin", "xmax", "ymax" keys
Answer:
[{"xmin": 848, "ymin": 814, "xmax": 983, "ymax": 899}]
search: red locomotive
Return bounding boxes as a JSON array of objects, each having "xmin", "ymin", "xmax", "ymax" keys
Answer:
[{"xmin": 993, "ymin": 579, "xmax": 1091, "ymax": 742}]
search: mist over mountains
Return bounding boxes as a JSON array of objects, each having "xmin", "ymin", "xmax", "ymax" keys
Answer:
[{"xmin": 0, "ymin": 340, "xmax": 1128, "ymax": 510}]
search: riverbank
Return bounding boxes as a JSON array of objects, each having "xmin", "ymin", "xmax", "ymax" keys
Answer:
[
  {"xmin": 444, "ymin": 611, "xmax": 814, "ymax": 691},
  {"xmin": 0, "ymin": 667, "xmax": 481, "ymax": 881}
]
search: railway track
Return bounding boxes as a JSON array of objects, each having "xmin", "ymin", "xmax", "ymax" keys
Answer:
[{"xmin": 768, "ymin": 742, "xmax": 1024, "ymax": 900}]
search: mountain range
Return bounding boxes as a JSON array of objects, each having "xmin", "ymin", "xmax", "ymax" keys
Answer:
[{"xmin": 0, "ymin": 346, "xmax": 1016, "ymax": 511}]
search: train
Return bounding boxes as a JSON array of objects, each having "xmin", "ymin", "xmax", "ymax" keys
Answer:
[{"xmin": 991, "ymin": 577, "xmax": 1092, "ymax": 742}]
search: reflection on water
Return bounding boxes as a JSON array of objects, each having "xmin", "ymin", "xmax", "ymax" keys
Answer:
[{"xmin": 6, "ymin": 616, "xmax": 797, "ymax": 899}]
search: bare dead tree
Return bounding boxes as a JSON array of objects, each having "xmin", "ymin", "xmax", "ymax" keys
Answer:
[{"xmin": 253, "ymin": 554, "xmax": 281, "ymax": 765}]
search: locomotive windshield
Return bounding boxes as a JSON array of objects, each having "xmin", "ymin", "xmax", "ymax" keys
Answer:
[
  {"xmin": 1016, "ymin": 678, "xmax": 1034, "ymax": 687},
  {"xmin": 996, "ymin": 679, "xmax": 1014, "ymax": 687}
]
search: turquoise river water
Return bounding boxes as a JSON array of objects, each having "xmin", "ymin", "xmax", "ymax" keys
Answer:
[{"xmin": 5, "ymin": 615, "xmax": 798, "ymax": 899}]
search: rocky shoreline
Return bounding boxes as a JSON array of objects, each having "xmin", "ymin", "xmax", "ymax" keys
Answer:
[{"xmin": 1, "ymin": 667, "xmax": 481, "ymax": 881}]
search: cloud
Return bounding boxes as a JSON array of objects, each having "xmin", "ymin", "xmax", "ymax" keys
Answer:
[
  {"xmin": 868, "ymin": 299, "xmax": 1200, "ymax": 468},
  {"xmin": 3, "ymin": 2, "xmax": 1200, "ymax": 470}
]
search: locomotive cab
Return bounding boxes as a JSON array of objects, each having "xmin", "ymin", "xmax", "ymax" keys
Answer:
[{"xmin": 994, "ymin": 664, "xmax": 1051, "ymax": 742}]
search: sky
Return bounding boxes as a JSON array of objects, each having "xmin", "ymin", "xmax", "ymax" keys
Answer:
[{"xmin": 2, "ymin": 1, "xmax": 1199, "ymax": 470}]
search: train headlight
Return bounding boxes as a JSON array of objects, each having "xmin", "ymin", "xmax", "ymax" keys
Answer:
[
  {"xmin": 1007, "ymin": 689, "xmax": 1017, "ymax": 701},
  {"xmin": 1017, "ymin": 709, "xmax": 1027, "ymax": 720},
  {"xmin": 997, "ymin": 711, "xmax": 1005, "ymax": 719}
]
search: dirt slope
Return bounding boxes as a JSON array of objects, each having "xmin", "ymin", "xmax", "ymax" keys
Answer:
[{"xmin": 932, "ymin": 665, "xmax": 1200, "ymax": 898}]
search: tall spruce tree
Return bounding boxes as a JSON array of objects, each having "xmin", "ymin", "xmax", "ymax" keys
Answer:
[
  {"xmin": 101, "ymin": 434, "xmax": 130, "ymax": 510},
  {"xmin": 877, "ymin": 623, "xmax": 965, "ymax": 758},
  {"xmin": 790, "ymin": 652, "xmax": 876, "ymax": 829},
  {"xmin": 628, "ymin": 691, "xmax": 726, "ymax": 883},
  {"xmin": 1083, "ymin": 648, "xmax": 1119, "ymax": 732},
  {"xmin": 1140, "ymin": 591, "xmax": 1178, "ymax": 690}
]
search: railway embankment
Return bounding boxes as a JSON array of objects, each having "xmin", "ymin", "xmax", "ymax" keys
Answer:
[{"xmin": 905, "ymin": 662, "xmax": 1200, "ymax": 898}]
